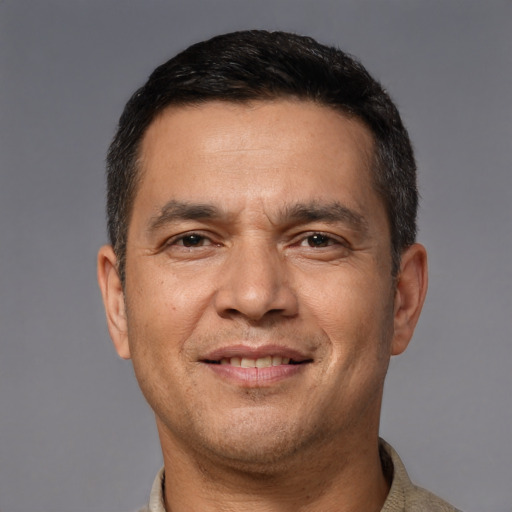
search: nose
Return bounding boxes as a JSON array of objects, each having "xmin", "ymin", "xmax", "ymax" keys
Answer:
[{"xmin": 213, "ymin": 238, "xmax": 298, "ymax": 322}]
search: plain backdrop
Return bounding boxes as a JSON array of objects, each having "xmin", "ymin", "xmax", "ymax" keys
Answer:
[{"xmin": 1, "ymin": 1, "xmax": 511, "ymax": 511}]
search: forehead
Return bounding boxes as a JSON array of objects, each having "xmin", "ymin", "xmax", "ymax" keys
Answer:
[
  {"xmin": 142, "ymin": 99, "xmax": 374, "ymax": 159},
  {"xmin": 135, "ymin": 100, "xmax": 381, "ymax": 223}
]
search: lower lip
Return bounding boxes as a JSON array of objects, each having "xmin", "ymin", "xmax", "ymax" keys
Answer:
[{"xmin": 204, "ymin": 363, "xmax": 306, "ymax": 387}]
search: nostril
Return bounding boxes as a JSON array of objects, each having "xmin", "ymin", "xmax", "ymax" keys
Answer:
[{"xmin": 213, "ymin": 269, "xmax": 299, "ymax": 321}]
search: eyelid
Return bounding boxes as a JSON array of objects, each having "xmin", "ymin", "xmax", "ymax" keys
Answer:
[
  {"xmin": 161, "ymin": 230, "xmax": 218, "ymax": 250},
  {"xmin": 178, "ymin": 235, "xmax": 211, "ymax": 247},
  {"xmin": 290, "ymin": 230, "xmax": 351, "ymax": 248},
  {"xmin": 158, "ymin": 229, "xmax": 350, "ymax": 252}
]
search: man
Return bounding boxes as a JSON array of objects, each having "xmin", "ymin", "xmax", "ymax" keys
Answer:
[{"xmin": 97, "ymin": 30, "xmax": 460, "ymax": 512}]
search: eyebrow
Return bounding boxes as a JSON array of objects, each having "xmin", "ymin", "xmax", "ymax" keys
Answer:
[
  {"xmin": 282, "ymin": 201, "xmax": 369, "ymax": 233},
  {"xmin": 147, "ymin": 200, "xmax": 223, "ymax": 233},
  {"xmin": 147, "ymin": 199, "xmax": 368, "ymax": 234}
]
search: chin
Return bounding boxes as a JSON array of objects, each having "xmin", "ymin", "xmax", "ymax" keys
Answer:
[
  {"xmin": 193, "ymin": 413, "xmax": 326, "ymax": 474},
  {"xmin": 205, "ymin": 439, "xmax": 303, "ymax": 475}
]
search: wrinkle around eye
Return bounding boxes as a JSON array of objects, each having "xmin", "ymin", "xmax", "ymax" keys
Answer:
[
  {"xmin": 292, "ymin": 231, "xmax": 351, "ymax": 249},
  {"xmin": 285, "ymin": 232, "xmax": 353, "ymax": 262},
  {"xmin": 155, "ymin": 231, "xmax": 224, "ymax": 259}
]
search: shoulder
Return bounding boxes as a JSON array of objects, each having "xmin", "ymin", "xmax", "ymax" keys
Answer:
[
  {"xmin": 380, "ymin": 439, "xmax": 462, "ymax": 512},
  {"xmin": 403, "ymin": 483, "xmax": 462, "ymax": 512}
]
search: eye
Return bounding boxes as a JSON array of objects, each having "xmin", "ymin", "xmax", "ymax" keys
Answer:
[
  {"xmin": 299, "ymin": 233, "xmax": 339, "ymax": 248},
  {"xmin": 158, "ymin": 230, "xmax": 221, "ymax": 260},
  {"xmin": 174, "ymin": 233, "xmax": 211, "ymax": 247},
  {"xmin": 162, "ymin": 232, "xmax": 215, "ymax": 251}
]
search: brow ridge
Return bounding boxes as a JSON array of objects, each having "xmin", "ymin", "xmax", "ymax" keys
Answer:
[
  {"xmin": 148, "ymin": 200, "xmax": 222, "ymax": 232},
  {"xmin": 147, "ymin": 199, "xmax": 368, "ymax": 234},
  {"xmin": 281, "ymin": 201, "xmax": 368, "ymax": 232}
]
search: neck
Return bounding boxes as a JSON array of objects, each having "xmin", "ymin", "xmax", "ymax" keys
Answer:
[{"xmin": 157, "ymin": 426, "xmax": 389, "ymax": 512}]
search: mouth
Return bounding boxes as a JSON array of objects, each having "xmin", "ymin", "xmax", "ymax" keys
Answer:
[
  {"xmin": 199, "ymin": 346, "xmax": 313, "ymax": 386},
  {"xmin": 204, "ymin": 355, "xmax": 307, "ymax": 367}
]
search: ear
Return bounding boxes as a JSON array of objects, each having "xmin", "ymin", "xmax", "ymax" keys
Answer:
[
  {"xmin": 391, "ymin": 243, "xmax": 428, "ymax": 356},
  {"xmin": 97, "ymin": 245, "xmax": 131, "ymax": 359}
]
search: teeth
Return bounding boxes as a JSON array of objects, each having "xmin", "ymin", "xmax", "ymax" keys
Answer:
[
  {"xmin": 219, "ymin": 356, "xmax": 292, "ymax": 367},
  {"xmin": 256, "ymin": 356, "xmax": 272, "ymax": 368},
  {"xmin": 241, "ymin": 357, "xmax": 256, "ymax": 368}
]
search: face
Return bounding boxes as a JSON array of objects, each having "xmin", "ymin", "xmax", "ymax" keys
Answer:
[{"xmin": 99, "ymin": 100, "xmax": 427, "ymax": 471}]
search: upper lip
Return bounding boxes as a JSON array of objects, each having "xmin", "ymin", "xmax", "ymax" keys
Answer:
[{"xmin": 200, "ymin": 344, "xmax": 313, "ymax": 363}]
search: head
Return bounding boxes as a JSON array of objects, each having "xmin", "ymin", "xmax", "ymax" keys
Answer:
[
  {"xmin": 98, "ymin": 30, "xmax": 427, "ymax": 478},
  {"xmin": 106, "ymin": 30, "xmax": 417, "ymax": 282}
]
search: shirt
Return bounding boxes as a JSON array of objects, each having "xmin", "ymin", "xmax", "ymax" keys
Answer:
[{"xmin": 138, "ymin": 440, "xmax": 461, "ymax": 512}]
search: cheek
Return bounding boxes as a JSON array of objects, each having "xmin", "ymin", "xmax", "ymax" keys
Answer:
[
  {"xmin": 125, "ymin": 261, "xmax": 216, "ymax": 346},
  {"xmin": 123, "ymin": 267, "xmax": 208, "ymax": 412},
  {"xmin": 300, "ymin": 267, "xmax": 395, "ymax": 366},
  {"xmin": 305, "ymin": 267, "xmax": 391, "ymax": 327}
]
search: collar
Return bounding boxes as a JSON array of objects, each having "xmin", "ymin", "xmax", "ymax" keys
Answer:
[{"xmin": 144, "ymin": 439, "xmax": 439, "ymax": 512}]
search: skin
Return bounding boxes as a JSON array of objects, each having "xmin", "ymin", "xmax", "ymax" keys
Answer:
[{"xmin": 98, "ymin": 100, "xmax": 428, "ymax": 512}]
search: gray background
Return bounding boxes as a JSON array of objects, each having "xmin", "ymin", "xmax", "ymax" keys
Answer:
[{"xmin": 0, "ymin": 1, "xmax": 510, "ymax": 511}]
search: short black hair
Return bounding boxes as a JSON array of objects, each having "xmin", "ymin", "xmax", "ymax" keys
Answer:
[{"xmin": 107, "ymin": 30, "xmax": 417, "ymax": 281}]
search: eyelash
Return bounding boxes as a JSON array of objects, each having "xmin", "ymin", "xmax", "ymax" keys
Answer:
[
  {"xmin": 163, "ymin": 231, "xmax": 348, "ymax": 251},
  {"xmin": 165, "ymin": 232, "xmax": 214, "ymax": 249},
  {"xmin": 296, "ymin": 232, "xmax": 348, "ymax": 249}
]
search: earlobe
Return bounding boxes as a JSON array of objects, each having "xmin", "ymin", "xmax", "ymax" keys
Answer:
[
  {"xmin": 97, "ymin": 245, "xmax": 131, "ymax": 359},
  {"xmin": 391, "ymin": 243, "xmax": 428, "ymax": 356}
]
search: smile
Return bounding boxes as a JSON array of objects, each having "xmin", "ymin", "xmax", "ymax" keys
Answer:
[
  {"xmin": 212, "ymin": 356, "xmax": 301, "ymax": 367},
  {"xmin": 200, "ymin": 347, "xmax": 312, "ymax": 387}
]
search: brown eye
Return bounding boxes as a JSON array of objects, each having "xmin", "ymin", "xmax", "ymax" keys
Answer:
[
  {"xmin": 179, "ymin": 234, "xmax": 208, "ymax": 247},
  {"xmin": 305, "ymin": 234, "xmax": 332, "ymax": 247}
]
